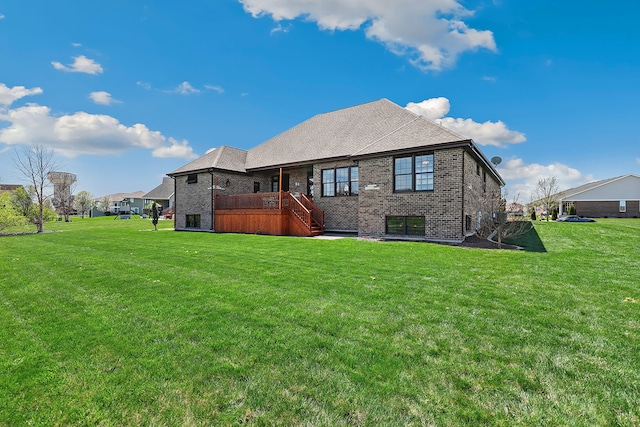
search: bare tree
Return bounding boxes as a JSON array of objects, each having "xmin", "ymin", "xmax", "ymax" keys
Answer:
[
  {"xmin": 477, "ymin": 188, "xmax": 533, "ymax": 248},
  {"xmin": 13, "ymin": 145, "xmax": 57, "ymax": 233},
  {"xmin": 532, "ymin": 176, "xmax": 563, "ymax": 221},
  {"xmin": 98, "ymin": 195, "xmax": 111, "ymax": 214},
  {"xmin": 73, "ymin": 190, "xmax": 95, "ymax": 218}
]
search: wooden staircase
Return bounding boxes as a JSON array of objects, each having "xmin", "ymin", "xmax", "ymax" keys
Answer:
[{"xmin": 285, "ymin": 193, "xmax": 325, "ymax": 236}]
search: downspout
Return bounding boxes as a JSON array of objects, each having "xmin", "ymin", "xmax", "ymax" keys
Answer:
[
  {"xmin": 209, "ymin": 171, "xmax": 215, "ymax": 231},
  {"xmin": 279, "ymin": 167, "xmax": 283, "ymax": 210},
  {"xmin": 173, "ymin": 177, "xmax": 177, "ymax": 230},
  {"xmin": 461, "ymin": 151, "xmax": 466, "ymax": 238}
]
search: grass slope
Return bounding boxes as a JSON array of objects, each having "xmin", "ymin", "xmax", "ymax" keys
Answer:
[{"xmin": 1, "ymin": 218, "xmax": 638, "ymax": 426}]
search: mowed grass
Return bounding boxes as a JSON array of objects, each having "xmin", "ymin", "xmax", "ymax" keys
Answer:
[{"xmin": 1, "ymin": 217, "xmax": 639, "ymax": 426}]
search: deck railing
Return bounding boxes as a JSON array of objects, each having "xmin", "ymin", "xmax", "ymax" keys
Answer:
[
  {"xmin": 215, "ymin": 192, "xmax": 287, "ymax": 210},
  {"xmin": 215, "ymin": 192, "xmax": 323, "ymax": 234},
  {"xmin": 300, "ymin": 193, "xmax": 325, "ymax": 229}
]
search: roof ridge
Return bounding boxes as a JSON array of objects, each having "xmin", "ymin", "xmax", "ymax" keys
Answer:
[
  {"xmin": 350, "ymin": 116, "xmax": 421, "ymax": 157},
  {"xmin": 404, "ymin": 106, "xmax": 472, "ymax": 142}
]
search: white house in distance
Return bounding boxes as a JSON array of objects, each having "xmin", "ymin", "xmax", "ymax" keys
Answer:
[{"xmin": 559, "ymin": 174, "xmax": 640, "ymax": 218}]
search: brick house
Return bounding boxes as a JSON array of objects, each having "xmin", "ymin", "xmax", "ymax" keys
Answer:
[
  {"xmin": 168, "ymin": 99, "xmax": 504, "ymax": 242},
  {"xmin": 558, "ymin": 174, "xmax": 640, "ymax": 218}
]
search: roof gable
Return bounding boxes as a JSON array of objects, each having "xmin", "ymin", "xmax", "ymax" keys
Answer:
[
  {"xmin": 169, "ymin": 145, "xmax": 247, "ymax": 175},
  {"xmin": 144, "ymin": 177, "xmax": 174, "ymax": 199}
]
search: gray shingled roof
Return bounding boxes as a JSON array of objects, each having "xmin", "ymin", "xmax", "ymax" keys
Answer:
[
  {"xmin": 169, "ymin": 145, "xmax": 247, "ymax": 175},
  {"xmin": 143, "ymin": 177, "xmax": 174, "ymax": 200},
  {"xmin": 169, "ymin": 99, "xmax": 502, "ymax": 184},
  {"xmin": 245, "ymin": 98, "xmax": 469, "ymax": 169}
]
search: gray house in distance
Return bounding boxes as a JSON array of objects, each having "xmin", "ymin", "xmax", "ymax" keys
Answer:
[
  {"xmin": 168, "ymin": 99, "xmax": 504, "ymax": 242},
  {"xmin": 91, "ymin": 191, "xmax": 147, "ymax": 217},
  {"xmin": 558, "ymin": 174, "xmax": 640, "ymax": 218}
]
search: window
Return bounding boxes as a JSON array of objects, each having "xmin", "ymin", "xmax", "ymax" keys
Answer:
[
  {"xmin": 386, "ymin": 216, "xmax": 425, "ymax": 235},
  {"xmin": 394, "ymin": 154, "xmax": 434, "ymax": 192},
  {"xmin": 271, "ymin": 174, "xmax": 289, "ymax": 192},
  {"xmin": 253, "ymin": 182, "xmax": 260, "ymax": 193},
  {"xmin": 186, "ymin": 174, "xmax": 198, "ymax": 184},
  {"xmin": 482, "ymin": 171, "xmax": 487, "ymax": 193},
  {"xmin": 321, "ymin": 166, "xmax": 358, "ymax": 197},
  {"xmin": 476, "ymin": 164, "xmax": 481, "ymax": 175},
  {"xmin": 186, "ymin": 214, "xmax": 201, "ymax": 228},
  {"xmin": 620, "ymin": 200, "xmax": 627, "ymax": 213}
]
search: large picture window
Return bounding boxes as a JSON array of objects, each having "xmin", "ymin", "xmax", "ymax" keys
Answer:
[
  {"xmin": 386, "ymin": 216, "xmax": 425, "ymax": 235},
  {"xmin": 322, "ymin": 166, "xmax": 358, "ymax": 197},
  {"xmin": 394, "ymin": 154, "xmax": 433, "ymax": 192}
]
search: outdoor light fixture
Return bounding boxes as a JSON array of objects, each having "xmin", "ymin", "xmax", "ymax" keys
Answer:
[{"xmin": 225, "ymin": 178, "xmax": 230, "ymax": 187}]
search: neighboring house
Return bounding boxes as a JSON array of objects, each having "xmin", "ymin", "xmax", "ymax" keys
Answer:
[
  {"xmin": 558, "ymin": 174, "xmax": 640, "ymax": 218},
  {"xmin": 506, "ymin": 202, "xmax": 525, "ymax": 218},
  {"xmin": 168, "ymin": 99, "xmax": 504, "ymax": 242},
  {"xmin": 143, "ymin": 177, "xmax": 175, "ymax": 214},
  {"xmin": 0, "ymin": 184, "xmax": 23, "ymax": 195},
  {"xmin": 91, "ymin": 191, "xmax": 147, "ymax": 217}
]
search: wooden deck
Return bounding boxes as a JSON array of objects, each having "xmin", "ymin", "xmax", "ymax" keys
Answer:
[{"xmin": 214, "ymin": 192, "xmax": 324, "ymax": 237}]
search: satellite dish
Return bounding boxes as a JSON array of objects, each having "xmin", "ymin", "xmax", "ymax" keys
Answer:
[{"xmin": 491, "ymin": 156, "xmax": 502, "ymax": 166}]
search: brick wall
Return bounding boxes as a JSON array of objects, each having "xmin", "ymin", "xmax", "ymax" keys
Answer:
[
  {"xmin": 462, "ymin": 151, "xmax": 502, "ymax": 235},
  {"xmin": 174, "ymin": 172, "xmax": 213, "ymax": 230},
  {"xmin": 174, "ymin": 171, "xmax": 257, "ymax": 230},
  {"xmin": 313, "ymin": 161, "xmax": 359, "ymax": 231},
  {"xmin": 357, "ymin": 148, "xmax": 467, "ymax": 241},
  {"xmin": 575, "ymin": 200, "xmax": 640, "ymax": 218}
]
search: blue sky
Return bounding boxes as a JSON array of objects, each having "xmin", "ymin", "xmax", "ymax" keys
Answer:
[{"xmin": 1, "ymin": 0, "xmax": 639, "ymax": 202}]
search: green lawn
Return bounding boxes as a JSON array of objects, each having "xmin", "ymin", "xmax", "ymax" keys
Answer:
[{"xmin": 1, "ymin": 217, "xmax": 639, "ymax": 426}]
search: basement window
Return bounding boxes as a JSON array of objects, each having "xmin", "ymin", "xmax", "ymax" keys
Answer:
[
  {"xmin": 186, "ymin": 174, "xmax": 198, "ymax": 184},
  {"xmin": 186, "ymin": 214, "xmax": 201, "ymax": 228},
  {"xmin": 386, "ymin": 216, "xmax": 425, "ymax": 236}
]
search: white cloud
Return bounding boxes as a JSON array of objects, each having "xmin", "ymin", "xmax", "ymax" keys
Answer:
[
  {"xmin": 173, "ymin": 81, "xmax": 199, "ymax": 95},
  {"xmin": 636, "ymin": 158, "xmax": 640, "ymax": 165},
  {"xmin": 204, "ymin": 84, "xmax": 225, "ymax": 94},
  {"xmin": 0, "ymin": 103, "xmax": 197, "ymax": 159},
  {"xmin": 137, "ymin": 81, "xmax": 152, "ymax": 90},
  {"xmin": 89, "ymin": 91, "xmax": 120, "ymax": 105},
  {"xmin": 152, "ymin": 138, "xmax": 196, "ymax": 158},
  {"xmin": 239, "ymin": 0, "xmax": 496, "ymax": 71},
  {"xmin": 406, "ymin": 97, "xmax": 525, "ymax": 147},
  {"xmin": 0, "ymin": 83, "xmax": 43, "ymax": 106},
  {"xmin": 52, "ymin": 55, "xmax": 103, "ymax": 75},
  {"xmin": 0, "ymin": 14, "xmax": 5, "ymax": 19},
  {"xmin": 270, "ymin": 22, "xmax": 291, "ymax": 34},
  {"xmin": 497, "ymin": 158, "xmax": 595, "ymax": 202},
  {"xmin": 436, "ymin": 117, "xmax": 526, "ymax": 147},
  {"xmin": 406, "ymin": 97, "xmax": 450, "ymax": 120},
  {"xmin": 72, "ymin": 42, "xmax": 82, "ymax": 47}
]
